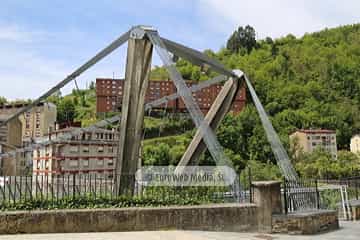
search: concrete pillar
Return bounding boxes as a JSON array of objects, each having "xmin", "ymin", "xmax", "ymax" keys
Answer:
[
  {"xmin": 114, "ymin": 34, "xmax": 153, "ymax": 196},
  {"xmin": 252, "ymin": 181, "xmax": 282, "ymax": 233}
]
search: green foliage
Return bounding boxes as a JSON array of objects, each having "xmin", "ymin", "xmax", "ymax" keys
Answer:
[
  {"xmin": 246, "ymin": 160, "xmax": 282, "ymax": 181},
  {"xmin": 226, "ymin": 25, "xmax": 257, "ymax": 54},
  {"xmin": 56, "ymin": 97, "xmax": 76, "ymax": 123},
  {"xmin": 296, "ymin": 149, "xmax": 360, "ymax": 179},
  {"xmin": 1, "ymin": 187, "xmax": 225, "ymax": 211},
  {"xmin": 0, "ymin": 96, "xmax": 7, "ymax": 105},
  {"xmin": 143, "ymin": 133, "xmax": 192, "ymax": 166},
  {"xmin": 144, "ymin": 116, "xmax": 193, "ymax": 138},
  {"xmin": 150, "ymin": 66, "xmax": 170, "ymax": 80}
]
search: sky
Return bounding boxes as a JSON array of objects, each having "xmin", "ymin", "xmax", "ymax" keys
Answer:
[{"xmin": 0, "ymin": 0, "xmax": 359, "ymax": 100}]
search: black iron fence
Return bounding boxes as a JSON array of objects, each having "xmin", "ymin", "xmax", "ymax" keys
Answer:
[
  {"xmin": 283, "ymin": 178, "xmax": 320, "ymax": 214},
  {"xmin": 0, "ymin": 171, "xmax": 253, "ymax": 208}
]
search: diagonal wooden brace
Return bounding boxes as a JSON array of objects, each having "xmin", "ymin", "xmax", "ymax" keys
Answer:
[{"xmin": 176, "ymin": 77, "xmax": 243, "ymax": 168}]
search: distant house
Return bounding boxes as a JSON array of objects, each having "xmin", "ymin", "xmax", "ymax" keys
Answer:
[
  {"xmin": 0, "ymin": 116, "xmax": 26, "ymax": 175},
  {"xmin": 289, "ymin": 129, "xmax": 337, "ymax": 159},
  {"xmin": 0, "ymin": 102, "xmax": 57, "ymax": 143},
  {"xmin": 33, "ymin": 124, "xmax": 119, "ymax": 178},
  {"xmin": 350, "ymin": 134, "xmax": 360, "ymax": 154}
]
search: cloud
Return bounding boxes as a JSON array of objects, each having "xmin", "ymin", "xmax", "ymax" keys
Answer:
[
  {"xmin": 197, "ymin": 0, "xmax": 360, "ymax": 39},
  {"xmin": 0, "ymin": 24, "xmax": 48, "ymax": 43},
  {"xmin": 0, "ymin": 23, "xmax": 127, "ymax": 100}
]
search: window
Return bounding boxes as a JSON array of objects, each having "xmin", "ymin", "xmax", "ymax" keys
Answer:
[
  {"xmin": 70, "ymin": 146, "xmax": 79, "ymax": 153},
  {"xmin": 45, "ymin": 161, "xmax": 49, "ymax": 169},
  {"xmin": 108, "ymin": 146, "xmax": 114, "ymax": 153},
  {"xmin": 97, "ymin": 159, "xmax": 104, "ymax": 166},
  {"xmin": 25, "ymin": 118, "xmax": 30, "ymax": 129},
  {"xmin": 83, "ymin": 146, "xmax": 89, "ymax": 153},
  {"xmin": 98, "ymin": 146, "xmax": 104, "ymax": 153},
  {"xmin": 83, "ymin": 160, "xmax": 89, "ymax": 167},
  {"xmin": 37, "ymin": 161, "xmax": 41, "ymax": 169},
  {"xmin": 69, "ymin": 160, "xmax": 78, "ymax": 167},
  {"xmin": 108, "ymin": 159, "xmax": 114, "ymax": 166}
]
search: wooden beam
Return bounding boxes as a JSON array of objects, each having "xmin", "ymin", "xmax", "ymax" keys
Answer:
[
  {"xmin": 176, "ymin": 77, "xmax": 242, "ymax": 168},
  {"xmin": 114, "ymin": 36, "xmax": 153, "ymax": 195}
]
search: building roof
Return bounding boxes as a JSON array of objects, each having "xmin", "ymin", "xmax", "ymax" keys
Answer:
[
  {"xmin": 0, "ymin": 101, "xmax": 56, "ymax": 109},
  {"xmin": 47, "ymin": 126, "xmax": 116, "ymax": 135},
  {"xmin": 294, "ymin": 129, "xmax": 336, "ymax": 134}
]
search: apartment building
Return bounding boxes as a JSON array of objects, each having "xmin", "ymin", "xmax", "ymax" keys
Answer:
[
  {"xmin": 96, "ymin": 78, "xmax": 246, "ymax": 114},
  {"xmin": 33, "ymin": 126, "xmax": 118, "ymax": 177},
  {"xmin": 289, "ymin": 129, "xmax": 337, "ymax": 158},
  {"xmin": 0, "ymin": 116, "xmax": 26, "ymax": 175},
  {"xmin": 0, "ymin": 102, "xmax": 57, "ymax": 142},
  {"xmin": 350, "ymin": 134, "xmax": 360, "ymax": 154}
]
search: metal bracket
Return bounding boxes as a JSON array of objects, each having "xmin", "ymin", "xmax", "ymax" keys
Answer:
[
  {"xmin": 232, "ymin": 69, "xmax": 244, "ymax": 79},
  {"xmin": 130, "ymin": 25, "xmax": 157, "ymax": 39}
]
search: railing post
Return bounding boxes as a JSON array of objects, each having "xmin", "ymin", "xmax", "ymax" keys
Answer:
[
  {"xmin": 315, "ymin": 179, "xmax": 320, "ymax": 209},
  {"xmin": 72, "ymin": 174, "xmax": 76, "ymax": 200},
  {"xmin": 283, "ymin": 177, "xmax": 288, "ymax": 214},
  {"xmin": 248, "ymin": 167, "xmax": 252, "ymax": 203},
  {"xmin": 356, "ymin": 179, "xmax": 359, "ymax": 200}
]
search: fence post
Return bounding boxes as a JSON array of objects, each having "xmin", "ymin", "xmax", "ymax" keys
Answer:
[
  {"xmin": 248, "ymin": 167, "xmax": 252, "ymax": 203},
  {"xmin": 356, "ymin": 179, "xmax": 359, "ymax": 200},
  {"xmin": 72, "ymin": 174, "xmax": 76, "ymax": 200},
  {"xmin": 315, "ymin": 179, "xmax": 320, "ymax": 209},
  {"xmin": 253, "ymin": 181, "xmax": 282, "ymax": 233},
  {"xmin": 283, "ymin": 177, "xmax": 288, "ymax": 214}
]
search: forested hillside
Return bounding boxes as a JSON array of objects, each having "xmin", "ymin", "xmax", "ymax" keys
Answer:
[
  {"xmin": 217, "ymin": 24, "xmax": 360, "ymax": 164},
  {"xmin": 148, "ymin": 24, "xmax": 360, "ymax": 178}
]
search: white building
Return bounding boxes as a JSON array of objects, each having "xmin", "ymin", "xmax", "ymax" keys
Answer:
[
  {"xmin": 350, "ymin": 134, "xmax": 360, "ymax": 155},
  {"xmin": 33, "ymin": 126, "xmax": 119, "ymax": 177},
  {"xmin": 290, "ymin": 129, "xmax": 337, "ymax": 159}
]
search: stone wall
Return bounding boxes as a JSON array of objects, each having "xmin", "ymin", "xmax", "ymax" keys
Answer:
[
  {"xmin": 272, "ymin": 210, "xmax": 339, "ymax": 234},
  {"xmin": 0, "ymin": 180, "xmax": 341, "ymax": 235},
  {"xmin": 0, "ymin": 204, "xmax": 258, "ymax": 234}
]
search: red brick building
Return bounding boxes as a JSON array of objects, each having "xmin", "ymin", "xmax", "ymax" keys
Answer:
[{"xmin": 96, "ymin": 78, "xmax": 246, "ymax": 114}]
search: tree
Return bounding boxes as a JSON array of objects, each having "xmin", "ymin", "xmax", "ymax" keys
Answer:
[
  {"xmin": 89, "ymin": 81, "xmax": 95, "ymax": 90},
  {"xmin": 56, "ymin": 98, "xmax": 76, "ymax": 123},
  {"xmin": 0, "ymin": 96, "xmax": 7, "ymax": 105},
  {"xmin": 226, "ymin": 25, "xmax": 257, "ymax": 54}
]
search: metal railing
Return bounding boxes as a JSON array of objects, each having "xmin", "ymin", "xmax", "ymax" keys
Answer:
[
  {"xmin": 283, "ymin": 178, "xmax": 320, "ymax": 214},
  {"xmin": 0, "ymin": 172, "xmax": 252, "ymax": 208}
]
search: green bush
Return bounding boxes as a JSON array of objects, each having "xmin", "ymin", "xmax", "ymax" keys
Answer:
[{"xmin": 0, "ymin": 186, "xmax": 228, "ymax": 211}]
